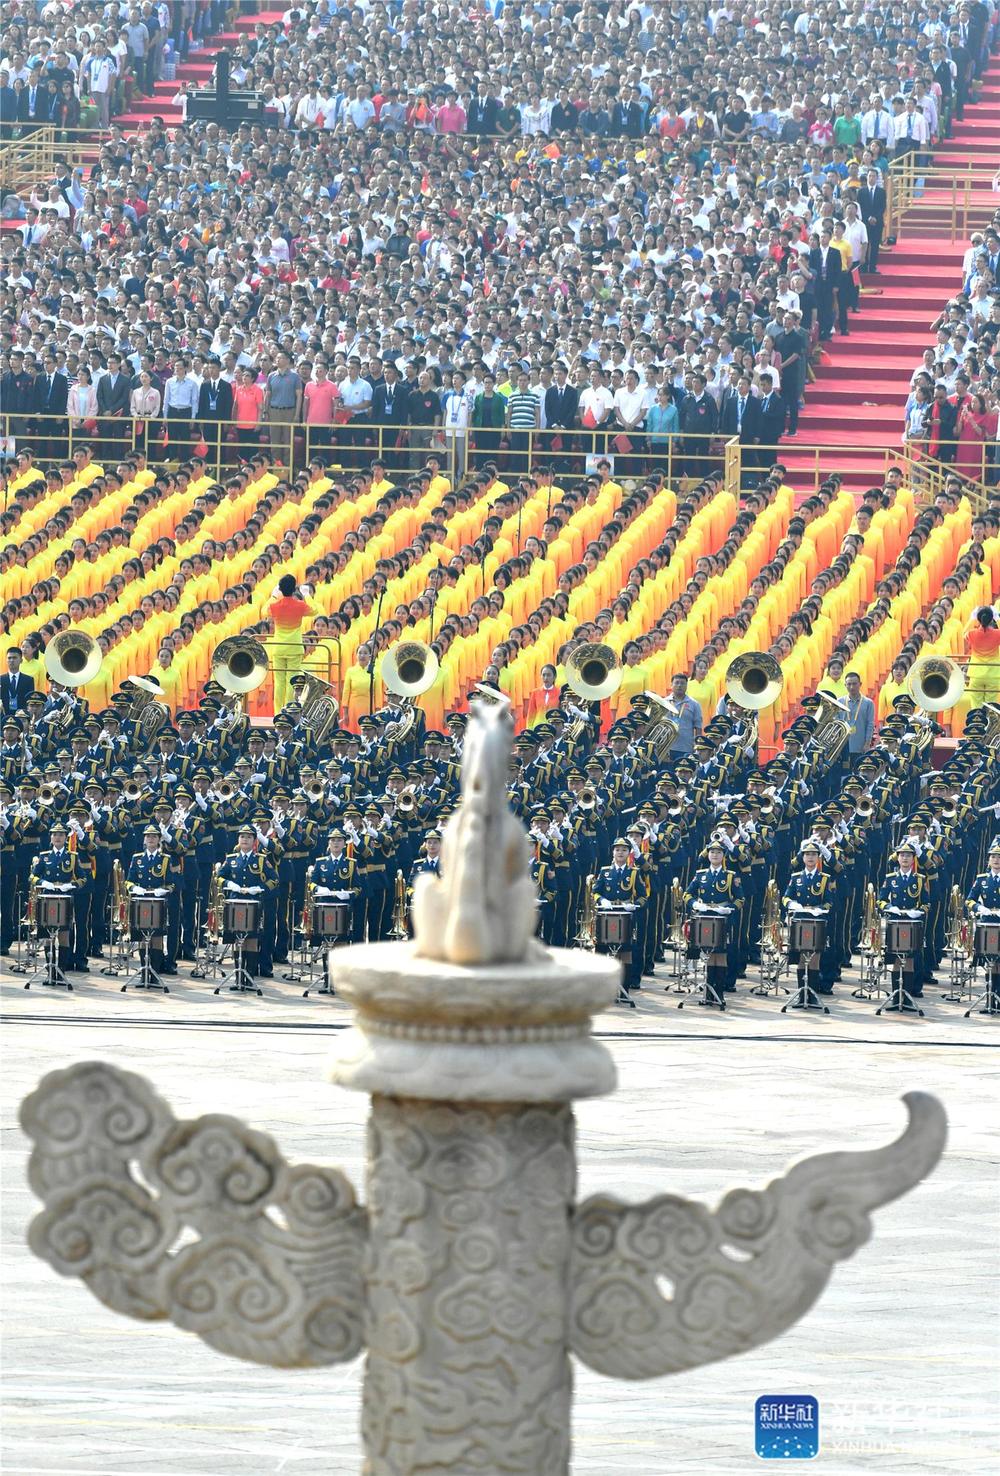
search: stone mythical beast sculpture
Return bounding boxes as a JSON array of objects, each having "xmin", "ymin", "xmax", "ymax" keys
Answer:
[{"xmin": 21, "ymin": 698, "xmax": 946, "ymax": 1475}]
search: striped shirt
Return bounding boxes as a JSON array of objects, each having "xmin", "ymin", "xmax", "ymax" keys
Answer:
[{"xmin": 507, "ymin": 390, "xmax": 539, "ymax": 429}]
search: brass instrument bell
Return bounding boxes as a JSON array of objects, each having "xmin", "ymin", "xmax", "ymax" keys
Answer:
[
  {"xmin": 724, "ymin": 652, "xmax": 783, "ymax": 710},
  {"xmin": 44, "ymin": 629, "xmax": 102, "ymax": 687},
  {"xmin": 382, "ymin": 640, "xmax": 440, "ymax": 698},
  {"xmin": 212, "ymin": 635, "xmax": 269, "ymax": 694},
  {"xmin": 906, "ymin": 655, "xmax": 966, "ymax": 712},
  {"xmin": 564, "ymin": 642, "xmax": 623, "ymax": 701}
]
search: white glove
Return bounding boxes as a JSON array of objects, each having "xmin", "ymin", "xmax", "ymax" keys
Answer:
[
  {"xmin": 247, "ymin": 885, "xmax": 263, "ymax": 896},
  {"xmin": 252, "ymin": 771, "xmax": 267, "ymax": 783},
  {"xmin": 906, "ymin": 909, "xmax": 923, "ymax": 919},
  {"xmin": 598, "ymin": 898, "xmax": 612, "ymax": 910},
  {"xmin": 195, "ymin": 794, "xmax": 208, "ymax": 810},
  {"xmin": 692, "ymin": 900, "xmax": 708, "ymax": 912},
  {"xmin": 271, "ymin": 820, "xmax": 286, "ymax": 839},
  {"xmin": 225, "ymin": 880, "xmax": 240, "ymax": 891},
  {"xmin": 163, "ymin": 771, "xmax": 177, "ymax": 784},
  {"xmin": 334, "ymin": 890, "xmax": 351, "ymax": 901},
  {"xmin": 154, "ymin": 887, "xmax": 168, "ymax": 897},
  {"xmin": 314, "ymin": 886, "xmax": 335, "ymax": 898},
  {"xmin": 786, "ymin": 900, "xmax": 803, "ymax": 912}
]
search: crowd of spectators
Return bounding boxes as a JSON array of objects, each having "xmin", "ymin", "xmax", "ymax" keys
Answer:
[
  {"xmin": 1, "ymin": 0, "xmax": 996, "ymax": 488},
  {"xmin": 902, "ymin": 222, "xmax": 1000, "ymax": 483}
]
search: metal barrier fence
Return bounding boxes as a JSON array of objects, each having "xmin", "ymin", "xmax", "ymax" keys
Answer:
[
  {"xmin": 1, "ymin": 412, "xmax": 720, "ymax": 492},
  {"xmin": 5, "ymin": 415, "xmax": 995, "ymax": 513}
]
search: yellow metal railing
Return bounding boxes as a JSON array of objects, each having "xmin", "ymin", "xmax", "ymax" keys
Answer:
[
  {"xmin": 723, "ymin": 439, "xmax": 990, "ymax": 511},
  {"xmin": 886, "ymin": 158, "xmax": 1000, "ymax": 244},
  {"xmin": 4, "ymin": 415, "xmax": 992, "ymax": 514}
]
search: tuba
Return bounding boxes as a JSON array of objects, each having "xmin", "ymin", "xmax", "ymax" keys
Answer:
[
  {"xmin": 212, "ymin": 636, "xmax": 269, "ymax": 739},
  {"xmin": 725, "ymin": 652, "xmax": 783, "ymax": 710},
  {"xmin": 44, "ymin": 629, "xmax": 102, "ymax": 688},
  {"xmin": 806, "ymin": 689, "xmax": 851, "ymax": 766},
  {"xmin": 123, "ymin": 674, "xmax": 171, "ymax": 744},
  {"xmin": 640, "ymin": 692, "xmax": 681, "ymax": 762},
  {"xmin": 564, "ymin": 642, "xmax": 623, "ymax": 702},
  {"xmin": 906, "ymin": 655, "xmax": 966, "ymax": 712},
  {"xmin": 44, "ymin": 629, "xmax": 101, "ymax": 729},
  {"xmin": 295, "ymin": 670, "xmax": 340, "ymax": 746},
  {"xmin": 383, "ymin": 641, "xmax": 439, "ymax": 745}
]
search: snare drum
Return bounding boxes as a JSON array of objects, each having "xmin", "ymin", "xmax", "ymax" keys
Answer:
[
  {"xmin": 974, "ymin": 922, "xmax": 1000, "ymax": 958},
  {"xmin": 690, "ymin": 915, "xmax": 727, "ymax": 951},
  {"xmin": 36, "ymin": 892, "xmax": 72, "ymax": 932},
  {"xmin": 884, "ymin": 919, "xmax": 923, "ymax": 956},
  {"xmin": 788, "ymin": 917, "xmax": 827, "ymax": 956},
  {"xmin": 311, "ymin": 901, "xmax": 351, "ymax": 940},
  {"xmin": 596, "ymin": 909, "xmax": 633, "ymax": 950},
  {"xmin": 223, "ymin": 898, "xmax": 260, "ymax": 941},
  {"xmin": 129, "ymin": 896, "xmax": 166, "ymax": 935}
]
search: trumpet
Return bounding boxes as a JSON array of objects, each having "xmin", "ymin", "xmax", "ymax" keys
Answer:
[
  {"xmin": 37, "ymin": 784, "xmax": 59, "ymax": 808},
  {"xmin": 576, "ymin": 785, "xmax": 598, "ymax": 811},
  {"xmin": 122, "ymin": 779, "xmax": 145, "ymax": 801},
  {"xmin": 302, "ymin": 779, "xmax": 326, "ymax": 802}
]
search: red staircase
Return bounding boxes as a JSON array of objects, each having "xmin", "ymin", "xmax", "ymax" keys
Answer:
[
  {"xmin": 114, "ymin": 9, "xmax": 285, "ymax": 130},
  {"xmin": 781, "ymin": 55, "xmax": 1000, "ymax": 494}
]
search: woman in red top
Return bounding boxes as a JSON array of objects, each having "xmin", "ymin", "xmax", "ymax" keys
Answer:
[
  {"xmin": 966, "ymin": 605, "xmax": 1000, "ymax": 707},
  {"xmin": 269, "ymin": 574, "xmax": 317, "ymax": 713}
]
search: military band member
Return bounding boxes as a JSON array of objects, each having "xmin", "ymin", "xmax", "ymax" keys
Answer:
[
  {"xmin": 878, "ymin": 842, "xmax": 927, "ymax": 998},
  {"xmin": 126, "ymin": 823, "xmax": 174, "ymax": 972},
  {"xmin": 311, "ymin": 829, "xmax": 364, "ymax": 941},
  {"xmin": 593, "ymin": 837, "xmax": 645, "ymax": 989},
  {"xmin": 29, "ymin": 819, "xmax": 81, "ymax": 972},
  {"xmin": 684, "ymin": 839, "xmax": 744, "ymax": 998},
  {"xmin": 218, "ymin": 824, "xmax": 278, "ymax": 977},
  {"xmin": 967, "ymin": 843, "xmax": 1000, "ymax": 1007},
  {"xmin": 783, "ymin": 840, "xmax": 836, "ymax": 994}
]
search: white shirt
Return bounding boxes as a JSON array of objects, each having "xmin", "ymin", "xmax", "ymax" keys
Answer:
[{"xmin": 893, "ymin": 110, "xmax": 928, "ymax": 144}]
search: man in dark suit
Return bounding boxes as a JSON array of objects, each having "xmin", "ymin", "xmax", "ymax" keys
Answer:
[
  {"xmin": 543, "ymin": 362, "xmax": 578, "ymax": 460},
  {"xmin": 858, "ymin": 171, "xmax": 887, "ymax": 273},
  {"xmin": 754, "ymin": 377, "xmax": 786, "ymax": 468},
  {"xmin": 678, "ymin": 372, "xmax": 718, "ymax": 480},
  {"xmin": 718, "ymin": 374, "xmax": 759, "ymax": 448},
  {"xmin": 370, "ymin": 361, "xmax": 410, "ymax": 469},
  {"xmin": 16, "ymin": 73, "xmax": 46, "ymax": 133},
  {"xmin": 815, "ymin": 228, "xmax": 843, "ymax": 340},
  {"xmin": 927, "ymin": 382, "xmax": 959, "ymax": 463},
  {"xmin": 1, "ymin": 648, "xmax": 34, "ymax": 715},
  {"xmin": 95, "ymin": 351, "xmax": 132, "ymax": 461},
  {"xmin": 34, "ymin": 352, "xmax": 69, "ymax": 458},
  {"xmin": 196, "ymin": 359, "xmax": 234, "ymax": 457}
]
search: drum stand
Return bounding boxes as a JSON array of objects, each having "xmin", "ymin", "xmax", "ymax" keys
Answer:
[
  {"xmin": 120, "ymin": 930, "xmax": 168, "ymax": 993},
  {"xmin": 941, "ymin": 945, "xmax": 974, "ymax": 1005},
  {"xmin": 214, "ymin": 930, "xmax": 262, "ymax": 996},
  {"xmin": 752, "ymin": 944, "xmax": 786, "ymax": 997},
  {"xmin": 678, "ymin": 951, "xmax": 726, "ymax": 1011},
  {"xmin": 302, "ymin": 940, "xmax": 339, "ymax": 998},
  {"xmin": 852, "ymin": 945, "xmax": 886, "ymax": 1001},
  {"xmin": 782, "ymin": 953, "xmax": 829, "ymax": 1015},
  {"xmin": 964, "ymin": 960, "xmax": 1000, "ymax": 1018},
  {"xmin": 23, "ymin": 927, "xmax": 72, "ymax": 991},
  {"xmin": 876, "ymin": 955, "xmax": 924, "ymax": 1017},
  {"xmin": 8, "ymin": 909, "xmax": 42, "ymax": 976}
]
